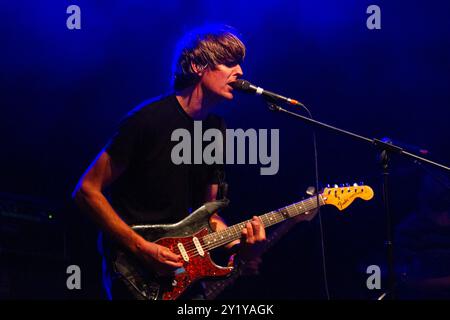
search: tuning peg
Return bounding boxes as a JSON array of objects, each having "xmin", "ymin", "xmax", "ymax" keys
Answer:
[
  {"xmin": 306, "ymin": 186, "xmax": 316, "ymax": 196},
  {"xmin": 359, "ymin": 181, "xmax": 364, "ymax": 186},
  {"xmin": 353, "ymin": 182, "xmax": 358, "ymax": 186},
  {"xmin": 326, "ymin": 184, "xmax": 331, "ymax": 188},
  {"xmin": 345, "ymin": 183, "xmax": 350, "ymax": 187},
  {"xmin": 334, "ymin": 184, "xmax": 339, "ymax": 188}
]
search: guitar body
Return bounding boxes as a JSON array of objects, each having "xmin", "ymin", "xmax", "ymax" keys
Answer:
[
  {"xmin": 112, "ymin": 201, "xmax": 233, "ymax": 300},
  {"xmin": 110, "ymin": 185, "xmax": 374, "ymax": 300}
]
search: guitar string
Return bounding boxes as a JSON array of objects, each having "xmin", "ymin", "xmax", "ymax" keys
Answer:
[
  {"xmin": 169, "ymin": 203, "xmax": 305, "ymax": 255},
  {"xmin": 174, "ymin": 188, "xmax": 364, "ymax": 258},
  {"xmin": 174, "ymin": 198, "xmax": 324, "ymax": 258},
  {"xmin": 173, "ymin": 195, "xmax": 327, "ymax": 256},
  {"xmin": 194, "ymin": 202, "xmax": 317, "ymax": 253},
  {"xmin": 172, "ymin": 197, "xmax": 320, "ymax": 255}
]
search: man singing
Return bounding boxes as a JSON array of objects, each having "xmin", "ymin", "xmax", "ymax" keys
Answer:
[{"xmin": 73, "ymin": 25, "xmax": 266, "ymax": 300}]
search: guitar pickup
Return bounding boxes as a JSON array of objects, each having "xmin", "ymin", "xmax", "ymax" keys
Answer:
[
  {"xmin": 192, "ymin": 237, "xmax": 205, "ymax": 257},
  {"xmin": 177, "ymin": 243, "xmax": 189, "ymax": 262}
]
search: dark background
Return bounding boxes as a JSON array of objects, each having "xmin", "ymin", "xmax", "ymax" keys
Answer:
[{"xmin": 1, "ymin": 0, "xmax": 449, "ymax": 299}]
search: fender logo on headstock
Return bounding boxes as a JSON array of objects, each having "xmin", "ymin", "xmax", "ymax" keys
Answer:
[{"xmin": 322, "ymin": 184, "xmax": 374, "ymax": 211}]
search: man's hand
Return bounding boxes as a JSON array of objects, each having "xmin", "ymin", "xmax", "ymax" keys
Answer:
[
  {"xmin": 135, "ymin": 241, "xmax": 183, "ymax": 276},
  {"xmin": 238, "ymin": 216, "xmax": 267, "ymax": 264}
]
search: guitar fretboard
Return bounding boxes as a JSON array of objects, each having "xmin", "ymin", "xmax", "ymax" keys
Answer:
[{"xmin": 202, "ymin": 195, "xmax": 324, "ymax": 250}]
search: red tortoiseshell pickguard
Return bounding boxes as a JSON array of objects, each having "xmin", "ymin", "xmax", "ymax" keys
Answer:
[{"xmin": 155, "ymin": 228, "xmax": 233, "ymax": 300}]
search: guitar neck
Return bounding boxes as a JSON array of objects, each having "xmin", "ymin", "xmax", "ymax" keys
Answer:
[{"xmin": 203, "ymin": 195, "xmax": 325, "ymax": 250}]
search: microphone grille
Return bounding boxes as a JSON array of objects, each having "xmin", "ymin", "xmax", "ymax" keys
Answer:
[{"xmin": 230, "ymin": 79, "xmax": 251, "ymax": 91}]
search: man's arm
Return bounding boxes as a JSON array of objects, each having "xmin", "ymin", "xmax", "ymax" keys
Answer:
[{"xmin": 72, "ymin": 151, "xmax": 183, "ymax": 274}]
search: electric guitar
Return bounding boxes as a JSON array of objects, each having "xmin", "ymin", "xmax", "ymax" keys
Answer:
[{"xmin": 112, "ymin": 183, "xmax": 374, "ymax": 300}]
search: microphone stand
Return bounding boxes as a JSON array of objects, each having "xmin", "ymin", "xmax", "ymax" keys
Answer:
[{"xmin": 265, "ymin": 100, "xmax": 450, "ymax": 300}]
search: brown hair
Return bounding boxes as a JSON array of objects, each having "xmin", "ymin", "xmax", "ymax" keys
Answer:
[{"xmin": 172, "ymin": 25, "xmax": 246, "ymax": 91}]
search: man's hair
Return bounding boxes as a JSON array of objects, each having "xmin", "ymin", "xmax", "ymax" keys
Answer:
[{"xmin": 171, "ymin": 24, "xmax": 246, "ymax": 91}]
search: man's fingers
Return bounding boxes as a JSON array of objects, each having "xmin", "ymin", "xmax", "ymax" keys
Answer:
[
  {"xmin": 245, "ymin": 222, "xmax": 254, "ymax": 244},
  {"xmin": 251, "ymin": 216, "xmax": 266, "ymax": 241},
  {"xmin": 161, "ymin": 248, "xmax": 182, "ymax": 262},
  {"xmin": 165, "ymin": 260, "xmax": 184, "ymax": 268},
  {"xmin": 251, "ymin": 216, "xmax": 266, "ymax": 240},
  {"xmin": 251, "ymin": 217, "xmax": 260, "ymax": 234}
]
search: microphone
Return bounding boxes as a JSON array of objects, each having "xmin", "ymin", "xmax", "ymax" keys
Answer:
[{"xmin": 230, "ymin": 79, "xmax": 305, "ymax": 107}]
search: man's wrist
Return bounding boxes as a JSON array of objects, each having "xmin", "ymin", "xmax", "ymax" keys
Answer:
[{"xmin": 128, "ymin": 233, "xmax": 148, "ymax": 255}]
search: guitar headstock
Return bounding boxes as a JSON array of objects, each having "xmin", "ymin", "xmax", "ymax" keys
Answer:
[{"xmin": 321, "ymin": 183, "xmax": 374, "ymax": 211}]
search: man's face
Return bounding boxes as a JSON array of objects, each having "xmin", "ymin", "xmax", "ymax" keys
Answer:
[{"xmin": 200, "ymin": 63, "xmax": 243, "ymax": 100}]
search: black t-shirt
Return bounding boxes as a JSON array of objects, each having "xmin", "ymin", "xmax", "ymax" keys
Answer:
[{"xmin": 105, "ymin": 93, "xmax": 225, "ymax": 225}]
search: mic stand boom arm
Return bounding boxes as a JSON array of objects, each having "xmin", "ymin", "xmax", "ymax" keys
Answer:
[
  {"xmin": 266, "ymin": 100, "xmax": 450, "ymax": 300},
  {"xmin": 266, "ymin": 102, "xmax": 450, "ymax": 171}
]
